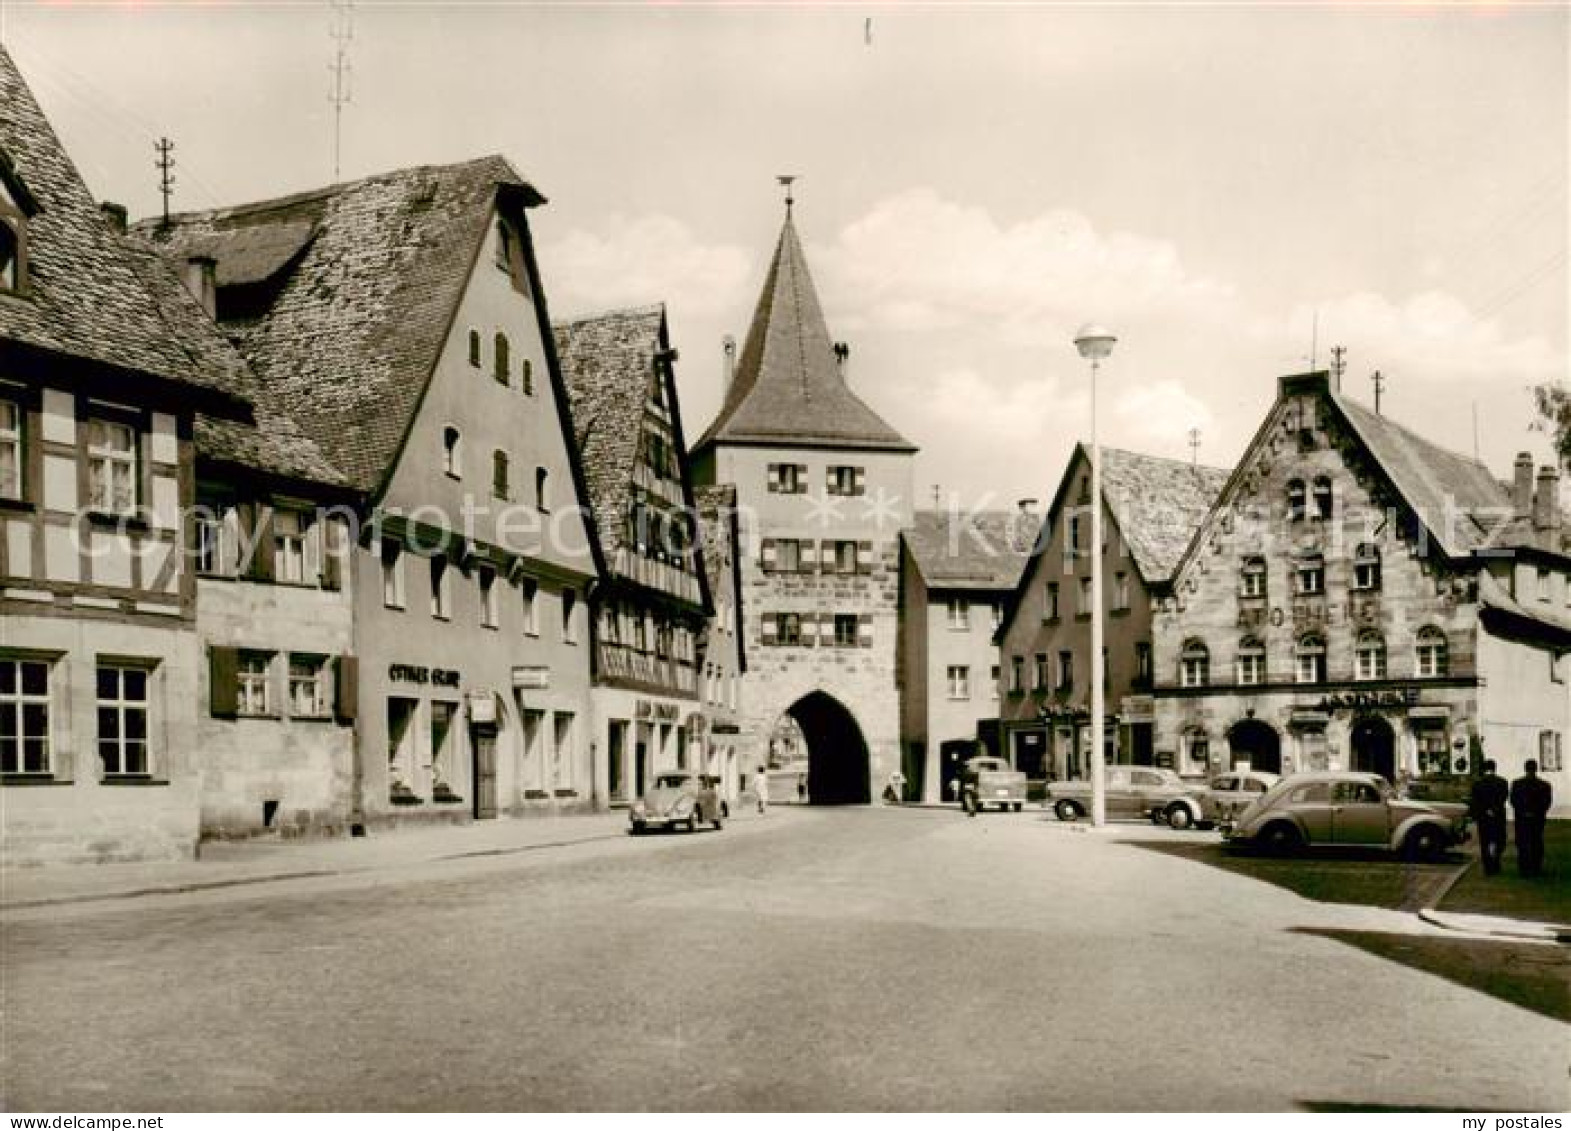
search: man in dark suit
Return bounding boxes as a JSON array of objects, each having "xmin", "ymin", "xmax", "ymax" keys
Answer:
[
  {"xmin": 1509, "ymin": 759, "xmax": 1554, "ymax": 878},
  {"xmin": 1469, "ymin": 759, "xmax": 1509, "ymax": 876}
]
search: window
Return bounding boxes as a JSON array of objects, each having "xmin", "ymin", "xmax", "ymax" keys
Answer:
[
  {"xmin": 1296, "ymin": 635, "xmax": 1326, "ymax": 684},
  {"xmin": 834, "ymin": 613, "xmax": 858, "ymax": 648},
  {"xmin": 1312, "ymin": 476, "xmax": 1333, "ymax": 520},
  {"xmin": 97, "ymin": 665, "xmax": 150, "ymax": 776},
  {"xmin": 494, "ymin": 332, "xmax": 510, "ymax": 386},
  {"xmin": 1057, "ymin": 650, "xmax": 1073, "ymax": 692},
  {"xmin": 1010, "ymin": 655, "xmax": 1024, "ymax": 693},
  {"xmin": 468, "ymin": 329, "xmax": 481, "ymax": 368},
  {"xmin": 769, "ymin": 463, "xmax": 805, "ymax": 494},
  {"xmin": 1540, "ymin": 730, "xmax": 1564, "ymax": 773},
  {"xmin": 443, "ymin": 426, "xmax": 461, "ymax": 477},
  {"xmin": 1180, "ymin": 640, "xmax": 1210, "ymax": 688},
  {"xmin": 522, "ymin": 359, "xmax": 534, "ymax": 396},
  {"xmin": 1240, "ymin": 556, "xmax": 1267, "ymax": 599},
  {"xmin": 1113, "ymin": 572, "xmax": 1130, "ymax": 611},
  {"xmin": 1135, "ymin": 641, "xmax": 1152, "ymax": 686},
  {"xmin": 1538, "ymin": 567, "xmax": 1553, "ymax": 603},
  {"xmin": 535, "ymin": 467, "xmax": 549, "ymax": 511},
  {"xmin": 633, "ymin": 611, "xmax": 649, "ymax": 652},
  {"xmin": 382, "ymin": 542, "xmax": 405, "ymax": 608},
  {"xmin": 1034, "ymin": 652, "xmax": 1049, "ymax": 690},
  {"xmin": 776, "ymin": 612, "xmax": 802, "ymax": 646},
  {"xmin": 288, "ymin": 655, "xmax": 329, "ymax": 718},
  {"xmin": 1044, "ymin": 583, "xmax": 1059, "ymax": 622},
  {"xmin": 87, "ymin": 418, "xmax": 137, "ymax": 514},
  {"xmin": 1355, "ymin": 632, "xmax": 1387, "ymax": 680},
  {"xmin": 1296, "ymin": 554, "xmax": 1324, "ymax": 595},
  {"xmin": 1353, "ymin": 543, "xmax": 1381, "ymax": 591},
  {"xmin": 1416, "ymin": 727, "xmax": 1450, "ymax": 776},
  {"xmin": 0, "ymin": 399, "xmax": 20, "ymax": 500},
  {"xmin": 1068, "ymin": 513, "xmax": 1084, "ymax": 557},
  {"xmin": 195, "ymin": 498, "xmax": 236, "ymax": 576},
  {"xmin": 521, "ymin": 578, "xmax": 539, "ymax": 635},
  {"xmin": 1078, "ymin": 577, "xmax": 1092, "ymax": 616},
  {"xmin": 237, "ymin": 652, "xmax": 272, "ymax": 716},
  {"xmin": 990, "ymin": 663, "xmax": 1001, "ymax": 700},
  {"xmin": 947, "ymin": 598, "xmax": 969, "ymax": 630},
  {"xmin": 0, "ymin": 213, "xmax": 20, "ymax": 293},
  {"xmin": 273, "ymin": 508, "xmax": 310, "ymax": 584},
  {"xmin": 1286, "ymin": 478, "xmax": 1306, "ymax": 522},
  {"xmin": 0, "ymin": 658, "xmax": 51, "ymax": 775},
  {"xmin": 947, "ymin": 665, "xmax": 971, "ymax": 699},
  {"xmin": 562, "ymin": 589, "xmax": 578, "ymax": 643},
  {"xmin": 430, "ymin": 557, "xmax": 451, "ymax": 620},
  {"xmin": 776, "ymin": 539, "xmax": 802, "ymax": 573},
  {"xmin": 492, "ymin": 450, "xmax": 510, "ymax": 500},
  {"xmin": 831, "ymin": 540, "xmax": 858, "ymax": 574},
  {"xmin": 1236, "ymin": 637, "xmax": 1265, "ymax": 686},
  {"xmin": 479, "ymin": 567, "xmax": 499, "ymax": 628},
  {"xmin": 827, "ymin": 465, "xmax": 864, "ymax": 496},
  {"xmin": 1415, "ymin": 627, "xmax": 1448, "ymax": 677},
  {"xmin": 991, "ymin": 601, "xmax": 1004, "ymax": 629}
]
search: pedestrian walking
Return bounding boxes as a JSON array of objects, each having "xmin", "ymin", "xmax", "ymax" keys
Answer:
[
  {"xmin": 1469, "ymin": 759, "xmax": 1509, "ymax": 876},
  {"xmin": 1509, "ymin": 759, "xmax": 1553, "ymax": 877},
  {"xmin": 753, "ymin": 765, "xmax": 769, "ymax": 815},
  {"xmin": 885, "ymin": 769, "xmax": 906, "ymax": 805}
]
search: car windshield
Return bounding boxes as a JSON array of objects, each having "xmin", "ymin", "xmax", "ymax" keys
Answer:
[{"xmin": 654, "ymin": 774, "xmax": 691, "ymax": 789}]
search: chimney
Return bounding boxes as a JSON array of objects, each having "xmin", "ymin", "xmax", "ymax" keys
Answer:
[
  {"xmin": 1012, "ymin": 498, "xmax": 1039, "ymax": 553},
  {"xmin": 99, "ymin": 201, "xmax": 128, "ymax": 234},
  {"xmin": 181, "ymin": 254, "xmax": 217, "ymax": 319},
  {"xmin": 833, "ymin": 341, "xmax": 850, "ymax": 382},
  {"xmin": 1533, "ymin": 463, "xmax": 1561, "ymax": 540},
  {"xmin": 1513, "ymin": 451, "xmax": 1535, "ymax": 518},
  {"xmin": 722, "ymin": 335, "xmax": 736, "ymax": 395}
]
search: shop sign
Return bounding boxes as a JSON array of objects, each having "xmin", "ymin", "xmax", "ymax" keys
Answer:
[
  {"xmin": 512, "ymin": 666, "xmax": 550, "ymax": 690},
  {"xmin": 1121, "ymin": 695, "xmax": 1154, "ymax": 722},
  {"xmin": 389, "ymin": 663, "xmax": 461, "ymax": 688},
  {"xmin": 1315, "ymin": 688, "xmax": 1420, "ymax": 713},
  {"xmin": 636, "ymin": 700, "xmax": 680, "ymax": 722}
]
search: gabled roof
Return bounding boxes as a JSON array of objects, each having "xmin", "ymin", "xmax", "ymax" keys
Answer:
[
  {"xmin": 695, "ymin": 210, "xmax": 915, "ymax": 454},
  {"xmin": 0, "ymin": 47, "xmax": 236, "ymax": 403},
  {"xmin": 134, "ymin": 155, "xmax": 543, "ymax": 494},
  {"xmin": 903, "ymin": 510, "xmax": 1032, "ymax": 592},
  {"xmin": 1101, "ymin": 446, "xmax": 1232, "ymax": 582}
]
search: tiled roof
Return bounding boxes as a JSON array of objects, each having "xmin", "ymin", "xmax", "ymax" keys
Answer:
[
  {"xmin": 553, "ymin": 304, "xmax": 669, "ymax": 562},
  {"xmin": 119, "ymin": 238, "xmax": 345, "ymax": 488},
  {"xmin": 904, "ymin": 510, "xmax": 1032, "ymax": 591},
  {"xmin": 695, "ymin": 212, "xmax": 915, "ymax": 454},
  {"xmin": 0, "ymin": 47, "xmax": 231, "ymax": 399},
  {"xmin": 1100, "ymin": 446, "xmax": 1231, "ymax": 582},
  {"xmin": 134, "ymin": 155, "xmax": 541, "ymax": 493}
]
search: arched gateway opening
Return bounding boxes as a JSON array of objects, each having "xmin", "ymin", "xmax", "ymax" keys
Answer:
[
  {"xmin": 1227, "ymin": 719, "xmax": 1282, "ymax": 775},
  {"xmin": 779, "ymin": 691, "xmax": 871, "ymax": 805}
]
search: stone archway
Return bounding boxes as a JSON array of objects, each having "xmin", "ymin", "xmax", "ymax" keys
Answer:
[
  {"xmin": 781, "ymin": 690, "xmax": 871, "ymax": 805},
  {"xmin": 1350, "ymin": 715, "xmax": 1396, "ymax": 782},
  {"xmin": 1227, "ymin": 718, "xmax": 1282, "ymax": 775}
]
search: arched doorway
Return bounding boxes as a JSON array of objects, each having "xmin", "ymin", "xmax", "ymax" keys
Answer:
[
  {"xmin": 781, "ymin": 691, "xmax": 871, "ymax": 805},
  {"xmin": 1350, "ymin": 715, "xmax": 1396, "ymax": 782},
  {"xmin": 1228, "ymin": 719, "xmax": 1281, "ymax": 774}
]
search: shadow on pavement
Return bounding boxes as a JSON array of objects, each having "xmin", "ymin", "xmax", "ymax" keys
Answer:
[
  {"xmin": 1124, "ymin": 838, "xmax": 1460, "ymax": 913},
  {"xmin": 1293, "ymin": 927, "xmax": 1571, "ymax": 1025},
  {"xmin": 1296, "ymin": 1102, "xmax": 1494, "ymax": 1114}
]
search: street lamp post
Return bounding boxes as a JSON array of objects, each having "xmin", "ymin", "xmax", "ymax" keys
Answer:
[{"xmin": 1074, "ymin": 324, "xmax": 1116, "ymax": 828}]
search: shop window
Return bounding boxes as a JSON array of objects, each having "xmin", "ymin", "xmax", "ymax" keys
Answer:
[
  {"xmin": 430, "ymin": 557, "xmax": 451, "ymax": 620},
  {"xmin": 834, "ymin": 613, "xmax": 858, "ymax": 648},
  {"xmin": 97, "ymin": 664, "xmax": 150, "ymax": 776},
  {"xmin": 521, "ymin": 577, "xmax": 539, "ymax": 635},
  {"xmin": 1312, "ymin": 476, "xmax": 1333, "ymax": 520},
  {"xmin": 431, "ymin": 701, "xmax": 458, "ymax": 792},
  {"xmin": 1286, "ymin": 478, "xmax": 1306, "ymax": 522},
  {"xmin": 237, "ymin": 652, "xmax": 273, "ymax": 716},
  {"xmin": 562, "ymin": 588, "xmax": 578, "ymax": 643},
  {"xmin": 1353, "ymin": 543, "xmax": 1381, "ymax": 591},
  {"xmin": 1416, "ymin": 727, "xmax": 1450, "ymax": 776},
  {"xmin": 947, "ymin": 665, "xmax": 970, "ymax": 700},
  {"xmin": 443, "ymin": 426, "xmax": 461, "ymax": 478},
  {"xmin": 381, "ymin": 542, "xmax": 405, "ymax": 609},
  {"xmin": 288, "ymin": 655, "xmax": 329, "ymax": 718},
  {"xmin": 1296, "ymin": 634, "xmax": 1326, "ymax": 684},
  {"xmin": 1355, "ymin": 631, "xmax": 1387, "ymax": 680},
  {"xmin": 554, "ymin": 713, "xmax": 575, "ymax": 790},
  {"xmin": 0, "ymin": 398, "xmax": 21, "ymax": 501},
  {"xmin": 1415, "ymin": 627, "xmax": 1448, "ymax": 677},
  {"xmin": 1235, "ymin": 637, "xmax": 1265, "ymax": 686},
  {"xmin": 492, "ymin": 450, "xmax": 510, "ymax": 500},
  {"xmin": 87, "ymin": 417, "xmax": 137, "ymax": 515},
  {"xmin": 947, "ymin": 598, "xmax": 969, "ymax": 630},
  {"xmin": 479, "ymin": 566, "xmax": 499, "ymax": 628},
  {"xmin": 1296, "ymin": 554, "xmax": 1324, "ymax": 596},
  {"xmin": 0, "ymin": 658, "xmax": 51, "ymax": 775},
  {"xmin": 1240, "ymin": 556, "xmax": 1267, "ymax": 599},
  {"xmin": 1180, "ymin": 640, "xmax": 1210, "ymax": 688},
  {"xmin": 494, "ymin": 332, "xmax": 510, "ymax": 386}
]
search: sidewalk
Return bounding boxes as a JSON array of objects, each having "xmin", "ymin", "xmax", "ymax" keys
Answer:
[
  {"xmin": 1418, "ymin": 853, "xmax": 1571, "ymax": 945},
  {"xmin": 2, "ymin": 807, "xmax": 767, "ymax": 911}
]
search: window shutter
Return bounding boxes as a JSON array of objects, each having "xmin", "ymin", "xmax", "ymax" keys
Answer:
[
  {"xmin": 795, "ymin": 464, "xmax": 808, "ymax": 494},
  {"xmin": 856, "ymin": 539, "xmax": 873, "ymax": 574},
  {"xmin": 248, "ymin": 504, "xmax": 276, "ymax": 582},
  {"xmin": 800, "ymin": 613, "xmax": 817, "ymax": 648},
  {"xmin": 760, "ymin": 537, "xmax": 777, "ymax": 572},
  {"xmin": 852, "ymin": 467, "xmax": 866, "ymax": 496},
  {"xmin": 760, "ymin": 614, "xmax": 779, "ymax": 646},
  {"xmin": 333, "ymin": 654, "xmax": 359, "ymax": 724},
  {"xmin": 858, "ymin": 613, "xmax": 874, "ymax": 648},
  {"xmin": 818, "ymin": 617, "xmax": 836, "ymax": 647},
  {"xmin": 767, "ymin": 464, "xmax": 780, "ymax": 493},
  {"xmin": 800, "ymin": 540, "xmax": 819, "ymax": 572},
  {"xmin": 319, "ymin": 519, "xmax": 342, "ymax": 590},
  {"xmin": 209, "ymin": 646, "xmax": 239, "ymax": 718}
]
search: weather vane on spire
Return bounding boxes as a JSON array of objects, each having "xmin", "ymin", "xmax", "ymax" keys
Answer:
[{"xmin": 777, "ymin": 174, "xmax": 798, "ymax": 212}]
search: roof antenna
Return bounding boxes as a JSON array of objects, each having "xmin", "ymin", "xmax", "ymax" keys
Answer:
[
  {"xmin": 776, "ymin": 174, "xmax": 797, "ymax": 214},
  {"xmin": 1187, "ymin": 427, "xmax": 1201, "ymax": 468},
  {"xmin": 1371, "ymin": 369, "xmax": 1385, "ymax": 416},
  {"xmin": 329, "ymin": 0, "xmax": 355, "ymax": 182},
  {"xmin": 1330, "ymin": 345, "xmax": 1347, "ymax": 385},
  {"xmin": 154, "ymin": 137, "xmax": 175, "ymax": 226}
]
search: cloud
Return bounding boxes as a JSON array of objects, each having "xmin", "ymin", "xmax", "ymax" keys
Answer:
[
  {"xmin": 539, "ymin": 214, "xmax": 752, "ymax": 320},
  {"xmin": 1113, "ymin": 380, "xmax": 1216, "ymax": 452}
]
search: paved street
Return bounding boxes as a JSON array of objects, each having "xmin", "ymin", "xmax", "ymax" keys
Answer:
[{"xmin": 3, "ymin": 808, "xmax": 1565, "ymax": 1112}]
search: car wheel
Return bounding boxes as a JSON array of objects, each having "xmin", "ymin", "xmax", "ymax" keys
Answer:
[
  {"xmin": 1261, "ymin": 822, "xmax": 1302, "ymax": 856},
  {"xmin": 1166, "ymin": 804, "xmax": 1194, "ymax": 831},
  {"xmin": 1054, "ymin": 799, "xmax": 1082, "ymax": 822},
  {"xmin": 630, "ymin": 821, "xmax": 646, "ymax": 836},
  {"xmin": 1403, "ymin": 824, "xmax": 1446, "ymax": 861}
]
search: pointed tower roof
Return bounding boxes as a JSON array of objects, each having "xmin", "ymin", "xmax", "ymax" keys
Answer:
[{"xmin": 695, "ymin": 210, "xmax": 915, "ymax": 454}]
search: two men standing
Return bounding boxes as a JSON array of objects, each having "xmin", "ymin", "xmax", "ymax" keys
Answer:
[{"xmin": 1469, "ymin": 758, "xmax": 1553, "ymax": 878}]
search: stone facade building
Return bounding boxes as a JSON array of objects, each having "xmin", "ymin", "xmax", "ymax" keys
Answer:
[
  {"xmin": 898, "ymin": 509, "xmax": 1030, "ymax": 803},
  {"xmin": 1153, "ymin": 370, "xmax": 1569, "ymax": 815},
  {"xmin": 994, "ymin": 445, "xmax": 1227, "ymax": 789},
  {"xmin": 691, "ymin": 206, "xmax": 915, "ymax": 804},
  {"xmin": 555, "ymin": 305, "xmax": 711, "ymax": 805}
]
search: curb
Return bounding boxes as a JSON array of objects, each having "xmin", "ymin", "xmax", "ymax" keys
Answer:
[{"xmin": 1416, "ymin": 857, "xmax": 1571, "ymax": 945}]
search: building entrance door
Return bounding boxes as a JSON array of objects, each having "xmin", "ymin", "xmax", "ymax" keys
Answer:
[
  {"xmin": 1351, "ymin": 716, "xmax": 1396, "ymax": 782},
  {"xmin": 472, "ymin": 725, "xmax": 498, "ymax": 819}
]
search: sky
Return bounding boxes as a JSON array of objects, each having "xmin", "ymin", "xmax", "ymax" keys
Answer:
[{"xmin": 3, "ymin": 2, "xmax": 1565, "ymax": 511}]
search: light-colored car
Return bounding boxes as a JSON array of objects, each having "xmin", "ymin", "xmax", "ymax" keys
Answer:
[
  {"xmin": 630, "ymin": 771, "xmax": 724, "ymax": 834},
  {"xmin": 962, "ymin": 755, "xmax": 1028, "ymax": 813},
  {"xmin": 1198, "ymin": 770, "xmax": 1279, "ymax": 828},
  {"xmin": 1224, "ymin": 771, "xmax": 1469, "ymax": 859},
  {"xmin": 1047, "ymin": 766, "xmax": 1208, "ymax": 828}
]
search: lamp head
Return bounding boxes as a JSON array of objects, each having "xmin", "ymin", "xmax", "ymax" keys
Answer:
[{"xmin": 1074, "ymin": 324, "xmax": 1117, "ymax": 361}]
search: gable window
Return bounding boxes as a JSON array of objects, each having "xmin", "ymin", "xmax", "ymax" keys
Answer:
[
  {"xmin": 0, "ymin": 658, "xmax": 51, "ymax": 776},
  {"xmin": 834, "ymin": 613, "xmax": 858, "ymax": 648},
  {"xmin": 1113, "ymin": 571, "xmax": 1130, "ymax": 611},
  {"xmin": 1296, "ymin": 634, "xmax": 1326, "ymax": 684},
  {"xmin": 494, "ymin": 333, "xmax": 510, "ymax": 386},
  {"xmin": 442, "ymin": 426, "xmax": 462, "ymax": 478},
  {"xmin": 1068, "ymin": 513, "xmax": 1084, "ymax": 558},
  {"xmin": 1240, "ymin": 556, "xmax": 1267, "ymax": 599},
  {"xmin": 492, "ymin": 450, "xmax": 510, "ymax": 500},
  {"xmin": 288, "ymin": 655, "xmax": 329, "ymax": 718},
  {"xmin": 0, "ymin": 399, "xmax": 20, "ymax": 500},
  {"xmin": 535, "ymin": 467, "xmax": 549, "ymax": 511},
  {"xmin": 1355, "ymin": 631, "xmax": 1387, "ymax": 680},
  {"xmin": 97, "ymin": 664, "xmax": 151, "ymax": 776},
  {"xmin": 468, "ymin": 329, "xmax": 482, "ymax": 368},
  {"xmin": 947, "ymin": 598, "xmax": 969, "ymax": 630},
  {"xmin": 522, "ymin": 359, "xmax": 534, "ymax": 396},
  {"xmin": 479, "ymin": 566, "xmax": 499, "ymax": 628},
  {"xmin": 1296, "ymin": 553, "xmax": 1325, "ymax": 596},
  {"xmin": 1415, "ymin": 627, "xmax": 1448, "ymax": 678},
  {"xmin": 381, "ymin": 542, "xmax": 405, "ymax": 609},
  {"xmin": 1353, "ymin": 543, "xmax": 1382, "ymax": 591},
  {"xmin": 430, "ymin": 557, "xmax": 451, "ymax": 620},
  {"xmin": 1044, "ymin": 582, "xmax": 1059, "ymax": 622},
  {"xmin": 1180, "ymin": 640, "xmax": 1210, "ymax": 688},
  {"xmin": 1236, "ymin": 637, "xmax": 1265, "ymax": 686},
  {"xmin": 1286, "ymin": 478, "xmax": 1307, "ymax": 522},
  {"xmin": 947, "ymin": 665, "xmax": 970, "ymax": 700},
  {"xmin": 562, "ymin": 588, "xmax": 578, "ymax": 643},
  {"xmin": 1312, "ymin": 476, "xmax": 1333, "ymax": 521},
  {"xmin": 87, "ymin": 418, "xmax": 137, "ymax": 515},
  {"xmin": 827, "ymin": 465, "xmax": 865, "ymax": 496}
]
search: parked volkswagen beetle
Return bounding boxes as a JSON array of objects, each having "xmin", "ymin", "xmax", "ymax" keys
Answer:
[
  {"xmin": 630, "ymin": 771, "xmax": 724, "ymax": 834},
  {"xmin": 1198, "ymin": 769, "xmax": 1279, "ymax": 828},
  {"xmin": 1224, "ymin": 771, "xmax": 1468, "ymax": 859},
  {"xmin": 1047, "ymin": 766, "xmax": 1208, "ymax": 828}
]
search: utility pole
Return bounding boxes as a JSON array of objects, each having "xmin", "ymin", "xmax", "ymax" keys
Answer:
[
  {"xmin": 1330, "ymin": 345, "xmax": 1347, "ymax": 384},
  {"xmin": 1188, "ymin": 427, "xmax": 1201, "ymax": 468},
  {"xmin": 154, "ymin": 138, "xmax": 175, "ymax": 226},
  {"xmin": 1372, "ymin": 369, "xmax": 1386, "ymax": 415},
  {"xmin": 329, "ymin": 0, "xmax": 354, "ymax": 182}
]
